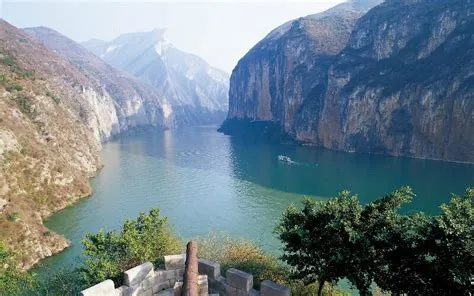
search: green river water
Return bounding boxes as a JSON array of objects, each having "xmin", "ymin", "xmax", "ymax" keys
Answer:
[{"xmin": 37, "ymin": 126, "xmax": 474, "ymax": 277}]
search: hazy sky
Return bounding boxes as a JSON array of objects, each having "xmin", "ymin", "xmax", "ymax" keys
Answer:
[{"xmin": 2, "ymin": 1, "xmax": 345, "ymax": 73}]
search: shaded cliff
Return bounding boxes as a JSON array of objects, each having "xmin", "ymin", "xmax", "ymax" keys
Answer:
[
  {"xmin": 221, "ymin": 0, "xmax": 474, "ymax": 162},
  {"xmin": 83, "ymin": 30, "xmax": 229, "ymax": 126}
]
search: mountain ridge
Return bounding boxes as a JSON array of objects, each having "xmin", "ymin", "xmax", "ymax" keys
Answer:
[
  {"xmin": 221, "ymin": 0, "xmax": 474, "ymax": 162},
  {"xmin": 82, "ymin": 29, "xmax": 230, "ymax": 126}
]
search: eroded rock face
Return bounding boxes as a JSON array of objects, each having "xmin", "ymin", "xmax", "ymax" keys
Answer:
[
  {"xmin": 222, "ymin": 0, "xmax": 474, "ymax": 162},
  {"xmin": 82, "ymin": 29, "xmax": 229, "ymax": 126},
  {"xmin": 24, "ymin": 26, "xmax": 173, "ymax": 141},
  {"xmin": 0, "ymin": 19, "xmax": 102, "ymax": 269}
]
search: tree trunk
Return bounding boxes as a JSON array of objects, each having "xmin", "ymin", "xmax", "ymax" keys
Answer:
[
  {"xmin": 182, "ymin": 240, "xmax": 199, "ymax": 296},
  {"xmin": 317, "ymin": 280, "xmax": 325, "ymax": 296}
]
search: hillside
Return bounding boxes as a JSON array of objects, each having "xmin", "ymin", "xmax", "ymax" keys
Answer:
[{"xmin": 0, "ymin": 19, "xmax": 106, "ymax": 269}]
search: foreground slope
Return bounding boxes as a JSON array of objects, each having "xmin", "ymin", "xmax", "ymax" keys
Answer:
[
  {"xmin": 83, "ymin": 29, "xmax": 229, "ymax": 125},
  {"xmin": 221, "ymin": 0, "xmax": 474, "ymax": 162}
]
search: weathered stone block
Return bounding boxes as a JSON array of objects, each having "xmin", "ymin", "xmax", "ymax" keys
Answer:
[
  {"xmin": 198, "ymin": 259, "xmax": 221, "ymax": 280},
  {"xmin": 250, "ymin": 289, "xmax": 260, "ymax": 296},
  {"xmin": 237, "ymin": 288, "xmax": 251, "ymax": 296},
  {"xmin": 209, "ymin": 275, "xmax": 227, "ymax": 295},
  {"xmin": 152, "ymin": 282, "xmax": 172, "ymax": 294},
  {"xmin": 124, "ymin": 262, "xmax": 154, "ymax": 287},
  {"xmin": 260, "ymin": 280, "xmax": 290, "ymax": 296},
  {"xmin": 177, "ymin": 268, "xmax": 185, "ymax": 277},
  {"xmin": 198, "ymin": 274, "xmax": 209, "ymax": 296},
  {"xmin": 156, "ymin": 288, "xmax": 175, "ymax": 296},
  {"xmin": 80, "ymin": 279, "xmax": 115, "ymax": 296},
  {"xmin": 156, "ymin": 269, "xmax": 179, "ymax": 281},
  {"xmin": 164, "ymin": 254, "xmax": 186, "ymax": 270},
  {"xmin": 225, "ymin": 282, "xmax": 237, "ymax": 296},
  {"xmin": 173, "ymin": 281, "xmax": 183, "ymax": 296},
  {"xmin": 141, "ymin": 273, "xmax": 163, "ymax": 290},
  {"xmin": 226, "ymin": 268, "xmax": 253, "ymax": 292},
  {"xmin": 120, "ymin": 285, "xmax": 145, "ymax": 296}
]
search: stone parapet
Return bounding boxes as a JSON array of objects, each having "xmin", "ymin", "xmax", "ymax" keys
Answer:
[{"xmin": 80, "ymin": 254, "xmax": 290, "ymax": 296}]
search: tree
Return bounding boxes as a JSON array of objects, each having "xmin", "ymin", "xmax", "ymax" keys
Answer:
[
  {"xmin": 81, "ymin": 208, "xmax": 181, "ymax": 286},
  {"xmin": 429, "ymin": 188, "xmax": 474, "ymax": 294},
  {"xmin": 275, "ymin": 190, "xmax": 367, "ymax": 295},
  {"xmin": 0, "ymin": 241, "xmax": 34, "ymax": 295},
  {"xmin": 276, "ymin": 187, "xmax": 473, "ymax": 296}
]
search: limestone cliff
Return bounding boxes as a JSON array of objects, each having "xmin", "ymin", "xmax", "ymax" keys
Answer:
[
  {"xmin": 24, "ymin": 27, "xmax": 173, "ymax": 138},
  {"xmin": 221, "ymin": 0, "xmax": 474, "ymax": 162},
  {"xmin": 83, "ymin": 30, "xmax": 229, "ymax": 126},
  {"xmin": 0, "ymin": 19, "xmax": 108, "ymax": 268}
]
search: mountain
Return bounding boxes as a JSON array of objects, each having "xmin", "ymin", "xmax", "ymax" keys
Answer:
[
  {"xmin": 83, "ymin": 29, "xmax": 229, "ymax": 125},
  {"xmin": 220, "ymin": 0, "xmax": 474, "ymax": 162},
  {"xmin": 0, "ymin": 19, "xmax": 109, "ymax": 269},
  {"xmin": 24, "ymin": 26, "xmax": 173, "ymax": 138}
]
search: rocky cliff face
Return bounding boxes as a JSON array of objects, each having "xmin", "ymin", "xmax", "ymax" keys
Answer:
[
  {"xmin": 221, "ymin": 0, "xmax": 474, "ymax": 162},
  {"xmin": 24, "ymin": 27, "xmax": 173, "ymax": 138},
  {"xmin": 83, "ymin": 30, "xmax": 229, "ymax": 126},
  {"xmin": 0, "ymin": 19, "xmax": 107, "ymax": 268}
]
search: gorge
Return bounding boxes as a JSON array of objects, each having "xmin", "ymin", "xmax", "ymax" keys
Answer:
[
  {"xmin": 0, "ymin": 19, "xmax": 229, "ymax": 269},
  {"xmin": 0, "ymin": 0, "xmax": 473, "ymax": 287},
  {"xmin": 220, "ymin": 0, "xmax": 474, "ymax": 163}
]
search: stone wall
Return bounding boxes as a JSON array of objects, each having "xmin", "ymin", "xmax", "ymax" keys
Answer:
[{"xmin": 80, "ymin": 254, "xmax": 290, "ymax": 296}]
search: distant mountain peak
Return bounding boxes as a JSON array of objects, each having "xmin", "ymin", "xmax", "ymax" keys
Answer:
[
  {"xmin": 153, "ymin": 31, "xmax": 172, "ymax": 56},
  {"xmin": 81, "ymin": 29, "xmax": 229, "ymax": 125}
]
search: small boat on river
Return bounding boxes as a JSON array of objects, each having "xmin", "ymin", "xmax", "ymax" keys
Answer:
[{"xmin": 278, "ymin": 155, "xmax": 292, "ymax": 163}]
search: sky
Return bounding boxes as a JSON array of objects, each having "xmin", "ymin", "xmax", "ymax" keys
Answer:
[{"xmin": 1, "ymin": 1, "xmax": 345, "ymax": 73}]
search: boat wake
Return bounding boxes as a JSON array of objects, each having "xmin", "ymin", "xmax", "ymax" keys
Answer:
[{"xmin": 278, "ymin": 155, "xmax": 319, "ymax": 167}]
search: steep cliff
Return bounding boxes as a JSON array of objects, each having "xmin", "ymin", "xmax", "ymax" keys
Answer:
[
  {"xmin": 221, "ymin": 0, "xmax": 474, "ymax": 162},
  {"xmin": 0, "ymin": 19, "xmax": 107, "ymax": 268},
  {"xmin": 24, "ymin": 27, "xmax": 173, "ymax": 136},
  {"xmin": 83, "ymin": 30, "xmax": 229, "ymax": 126}
]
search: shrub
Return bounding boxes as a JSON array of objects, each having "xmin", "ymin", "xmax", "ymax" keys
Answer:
[
  {"xmin": 5, "ymin": 83, "xmax": 23, "ymax": 92},
  {"xmin": 80, "ymin": 208, "xmax": 181, "ymax": 286},
  {"xmin": 0, "ymin": 241, "xmax": 34, "ymax": 294},
  {"xmin": 12, "ymin": 94, "xmax": 35, "ymax": 116},
  {"xmin": 196, "ymin": 233, "xmax": 347, "ymax": 295},
  {"xmin": 8, "ymin": 212, "xmax": 21, "ymax": 222},
  {"xmin": 197, "ymin": 233, "xmax": 285, "ymax": 288},
  {"xmin": 46, "ymin": 91, "xmax": 60, "ymax": 104},
  {"xmin": 1, "ymin": 55, "xmax": 16, "ymax": 67},
  {"xmin": 28, "ymin": 268, "xmax": 84, "ymax": 296}
]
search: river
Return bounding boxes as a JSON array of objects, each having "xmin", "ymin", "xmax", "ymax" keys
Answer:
[{"xmin": 37, "ymin": 126, "xmax": 474, "ymax": 274}]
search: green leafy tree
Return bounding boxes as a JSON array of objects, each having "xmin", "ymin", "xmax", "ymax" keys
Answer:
[
  {"xmin": 429, "ymin": 188, "xmax": 474, "ymax": 294},
  {"xmin": 0, "ymin": 241, "xmax": 34, "ymax": 295},
  {"xmin": 376, "ymin": 189, "xmax": 474, "ymax": 295},
  {"xmin": 80, "ymin": 208, "xmax": 181, "ymax": 286},
  {"xmin": 276, "ymin": 190, "xmax": 366, "ymax": 295},
  {"xmin": 276, "ymin": 187, "xmax": 474, "ymax": 296}
]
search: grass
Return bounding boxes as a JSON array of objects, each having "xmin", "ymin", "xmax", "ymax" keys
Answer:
[
  {"xmin": 46, "ymin": 90, "xmax": 60, "ymax": 104},
  {"xmin": 6, "ymin": 83, "xmax": 23, "ymax": 92},
  {"xmin": 1, "ymin": 55, "xmax": 16, "ymax": 67},
  {"xmin": 8, "ymin": 212, "xmax": 21, "ymax": 222},
  {"xmin": 12, "ymin": 94, "xmax": 35, "ymax": 116}
]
